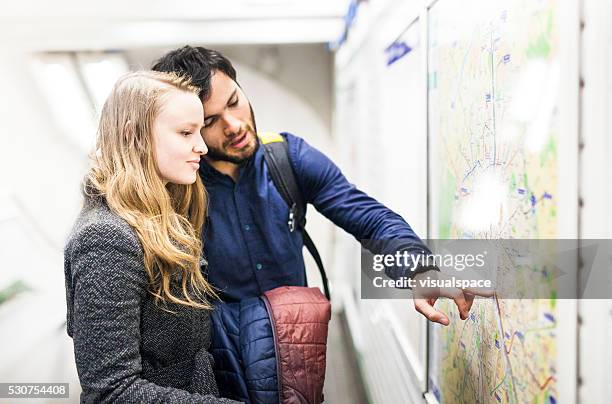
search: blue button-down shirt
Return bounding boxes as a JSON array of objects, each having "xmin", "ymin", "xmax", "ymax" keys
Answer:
[{"xmin": 199, "ymin": 132, "xmax": 429, "ymax": 301}]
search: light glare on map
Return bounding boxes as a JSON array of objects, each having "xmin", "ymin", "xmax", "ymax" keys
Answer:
[
  {"xmin": 525, "ymin": 62, "xmax": 560, "ymax": 153},
  {"xmin": 458, "ymin": 171, "xmax": 507, "ymax": 232}
]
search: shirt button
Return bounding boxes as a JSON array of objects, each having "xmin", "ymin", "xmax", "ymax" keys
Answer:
[
  {"xmin": 256, "ymin": 263, "xmax": 263, "ymax": 270},
  {"xmin": 244, "ymin": 224, "xmax": 251, "ymax": 231}
]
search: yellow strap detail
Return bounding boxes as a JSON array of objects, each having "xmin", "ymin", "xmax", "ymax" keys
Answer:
[{"xmin": 257, "ymin": 132, "xmax": 284, "ymax": 144}]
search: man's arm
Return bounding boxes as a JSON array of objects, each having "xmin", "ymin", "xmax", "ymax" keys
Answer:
[
  {"xmin": 285, "ymin": 133, "xmax": 493, "ymax": 325},
  {"xmin": 285, "ymin": 133, "xmax": 431, "ymax": 277}
]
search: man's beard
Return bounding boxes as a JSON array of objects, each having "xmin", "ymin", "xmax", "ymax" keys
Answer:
[
  {"xmin": 206, "ymin": 106, "xmax": 259, "ymax": 165},
  {"xmin": 206, "ymin": 137, "xmax": 259, "ymax": 165}
]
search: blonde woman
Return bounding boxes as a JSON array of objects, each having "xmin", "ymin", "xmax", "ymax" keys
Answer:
[{"xmin": 64, "ymin": 71, "xmax": 240, "ymax": 403}]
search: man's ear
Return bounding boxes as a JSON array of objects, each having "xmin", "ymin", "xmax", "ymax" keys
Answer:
[{"xmin": 249, "ymin": 104, "xmax": 257, "ymax": 134}]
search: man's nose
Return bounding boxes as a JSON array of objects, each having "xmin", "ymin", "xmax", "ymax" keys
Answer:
[{"xmin": 222, "ymin": 111, "xmax": 242, "ymax": 135}]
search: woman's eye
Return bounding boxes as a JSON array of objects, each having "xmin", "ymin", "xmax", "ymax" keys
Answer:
[
  {"xmin": 229, "ymin": 98, "xmax": 239, "ymax": 107},
  {"xmin": 181, "ymin": 131, "xmax": 192, "ymax": 136}
]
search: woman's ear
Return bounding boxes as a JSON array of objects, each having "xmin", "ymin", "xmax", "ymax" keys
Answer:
[
  {"xmin": 123, "ymin": 119, "xmax": 134, "ymax": 143},
  {"xmin": 124, "ymin": 119, "xmax": 147, "ymax": 152}
]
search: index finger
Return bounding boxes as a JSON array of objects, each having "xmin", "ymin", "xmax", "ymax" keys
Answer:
[
  {"xmin": 461, "ymin": 285, "xmax": 495, "ymax": 297},
  {"xmin": 414, "ymin": 298, "xmax": 450, "ymax": 326}
]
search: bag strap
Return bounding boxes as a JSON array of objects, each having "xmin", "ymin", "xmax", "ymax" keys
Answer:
[{"xmin": 258, "ymin": 132, "xmax": 331, "ymax": 300}]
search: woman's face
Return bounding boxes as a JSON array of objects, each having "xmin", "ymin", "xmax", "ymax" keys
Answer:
[{"xmin": 153, "ymin": 89, "xmax": 207, "ymax": 185}]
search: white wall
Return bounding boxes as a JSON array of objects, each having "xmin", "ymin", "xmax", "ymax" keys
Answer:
[
  {"xmin": 578, "ymin": 0, "xmax": 612, "ymax": 402},
  {"xmin": 0, "ymin": 50, "xmax": 85, "ymax": 402},
  {"xmin": 333, "ymin": 1, "xmax": 430, "ymax": 403}
]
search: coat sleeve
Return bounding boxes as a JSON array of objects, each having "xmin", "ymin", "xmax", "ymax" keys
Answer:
[
  {"xmin": 285, "ymin": 133, "xmax": 435, "ymax": 279},
  {"xmin": 68, "ymin": 222, "xmax": 240, "ymax": 404}
]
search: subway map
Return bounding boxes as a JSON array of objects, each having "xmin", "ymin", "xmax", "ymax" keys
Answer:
[{"xmin": 427, "ymin": 0, "xmax": 560, "ymax": 403}]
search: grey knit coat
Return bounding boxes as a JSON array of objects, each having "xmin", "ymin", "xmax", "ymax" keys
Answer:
[{"xmin": 64, "ymin": 197, "xmax": 240, "ymax": 404}]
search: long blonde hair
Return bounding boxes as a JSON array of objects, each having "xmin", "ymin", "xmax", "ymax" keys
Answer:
[{"xmin": 85, "ymin": 70, "xmax": 217, "ymax": 310}]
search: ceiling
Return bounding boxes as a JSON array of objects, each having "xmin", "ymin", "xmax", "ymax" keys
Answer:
[{"xmin": 0, "ymin": 0, "xmax": 349, "ymax": 51}]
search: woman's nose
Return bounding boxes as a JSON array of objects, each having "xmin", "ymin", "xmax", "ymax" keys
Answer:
[{"xmin": 194, "ymin": 137, "xmax": 208, "ymax": 155}]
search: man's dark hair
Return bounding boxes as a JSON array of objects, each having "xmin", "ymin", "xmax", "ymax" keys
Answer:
[{"xmin": 151, "ymin": 46, "xmax": 237, "ymax": 101}]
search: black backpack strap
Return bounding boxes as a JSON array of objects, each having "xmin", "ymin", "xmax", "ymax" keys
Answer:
[{"xmin": 258, "ymin": 132, "xmax": 331, "ymax": 300}]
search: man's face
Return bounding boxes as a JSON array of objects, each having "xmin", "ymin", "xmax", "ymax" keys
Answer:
[{"xmin": 201, "ymin": 71, "xmax": 258, "ymax": 164}]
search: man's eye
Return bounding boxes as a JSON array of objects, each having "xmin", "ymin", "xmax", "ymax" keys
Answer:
[{"xmin": 204, "ymin": 117, "xmax": 216, "ymax": 127}]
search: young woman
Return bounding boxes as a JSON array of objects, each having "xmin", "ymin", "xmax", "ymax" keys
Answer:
[{"xmin": 64, "ymin": 71, "xmax": 240, "ymax": 403}]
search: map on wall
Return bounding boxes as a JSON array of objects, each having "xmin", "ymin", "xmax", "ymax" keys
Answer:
[{"xmin": 427, "ymin": 0, "xmax": 562, "ymax": 403}]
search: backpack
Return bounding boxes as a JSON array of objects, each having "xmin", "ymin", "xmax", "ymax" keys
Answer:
[{"xmin": 258, "ymin": 132, "xmax": 331, "ymax": 300}]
